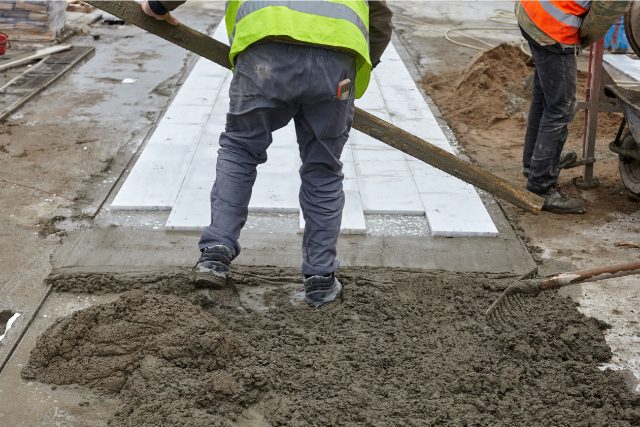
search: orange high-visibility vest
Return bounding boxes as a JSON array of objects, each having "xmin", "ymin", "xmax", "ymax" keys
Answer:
[{"xmin": 520, "ymin": 0, "xmax": 591, "ymax": 44}]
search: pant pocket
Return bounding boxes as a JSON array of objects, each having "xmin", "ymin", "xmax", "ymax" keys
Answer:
[{"xmin": 318, "ymin": 98, "xmax": 355, "ymax": 140}]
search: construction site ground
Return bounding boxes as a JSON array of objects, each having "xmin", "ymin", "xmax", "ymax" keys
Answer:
[{"xmin": 0, "ymin": 2, "xmax": 638, "ymax": 425}]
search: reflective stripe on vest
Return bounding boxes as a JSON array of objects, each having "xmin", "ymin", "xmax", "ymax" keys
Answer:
[
  {"xmin": 229, "ymin": 0, "xmax": 369, "ymax": 45},
  {"xmin": 520, "ymin": 0, "xmax": 591, "ymax": 44},
  {"xmin": 225, "ymin": 0, "xmax": 371, "ymax": 98}
]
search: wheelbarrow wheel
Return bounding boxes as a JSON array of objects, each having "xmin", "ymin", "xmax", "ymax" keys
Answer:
[{"xmin": 618, "ymin": 130, "xmax": 640, "ymax": 197}]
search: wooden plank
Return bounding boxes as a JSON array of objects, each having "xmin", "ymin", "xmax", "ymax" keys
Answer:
[
  {"xmin": 0, "ymin": 46, "xmax": 94, "ymax": 122},
  {"xmin": 86, "ymin": 0, "xmax": 231, "ymax": 69},
  {"xmin": 86, "ymin": 0, "xmax": 543, "ymax": 215},
  {"xmin": 0, "ymin": 44, "xmax": 72, "ymax": 72}
]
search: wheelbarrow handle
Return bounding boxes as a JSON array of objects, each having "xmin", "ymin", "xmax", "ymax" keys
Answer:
[{"xmin": 540, "ymin": 260, "xmax": 640, "ymax": 290}]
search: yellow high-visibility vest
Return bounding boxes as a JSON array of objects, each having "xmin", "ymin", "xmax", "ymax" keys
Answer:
[{"xmin": 225, "ymin": 0, "xmax": 371, "ymax": 98}]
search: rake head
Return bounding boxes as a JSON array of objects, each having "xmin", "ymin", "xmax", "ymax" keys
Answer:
[{"xmin": 485, "ymin": 279, "xmax": 542, "ymax": 326}]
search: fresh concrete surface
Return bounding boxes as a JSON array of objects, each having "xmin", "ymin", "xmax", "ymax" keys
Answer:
[
  {"xmin": 51, "ymin": 223, "xmax": 535, "ymax": 275},
  {"xmin": 0, "ymin": 293, "xmax": 121, "ymax": 426},
  {"xmin": 63, "ymin": 161, "xmax": 532, "ymax": 274}
]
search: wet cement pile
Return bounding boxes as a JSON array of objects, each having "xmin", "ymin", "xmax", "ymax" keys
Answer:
[{"xmin": 23, "ymin": 268, "xmax": 640, "ymax": 426}]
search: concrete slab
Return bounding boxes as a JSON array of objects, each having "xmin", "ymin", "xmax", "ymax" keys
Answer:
[{"xmin": 51, "ymin": 223, "xmax": 535, "ymax": 275}]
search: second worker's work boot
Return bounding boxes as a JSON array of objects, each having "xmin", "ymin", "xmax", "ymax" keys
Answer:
[
  {"xmin": 303, "ymin": 273, "xmax": 343, "ymax": 308},
  {"xmin": 541, "ymin": 188, "xmax": 586, "ymax": 214},
  {"xmin": 191, "ymin": 245, "xmax": 232, "ymax": 288}
]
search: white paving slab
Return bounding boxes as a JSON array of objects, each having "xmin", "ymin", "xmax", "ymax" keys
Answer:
[
  {"xmin": 350, "ymin": 77, "xmax": 425, "ymax": 216},
  {"xmin": 111, "ymin": 123, "xmax": 204, "ymax": 210},
  {"xmin": 604, "ymin": 54, "xmax": 640, "ymax": 81},
  {"xmin": 172, "ymin": 82, "xmax": 224, "ymax": 107},
  {"xmin": 340, "ymin": 141, "xmax": 367, "ymax": 233},
  {"xmin": 165, "ymin": 78, "xmax": 230, "ymax": 230},
  {"xmin": 111, "ymin": 23, "xmax": 229, "ymax": 210},
  {"xmin": 419, "ymin": 192, "xmax": 499, "ymax": 237},
  {"xmin": 374, "ymin": 43, "xmax": 498, "ymax": 237}
]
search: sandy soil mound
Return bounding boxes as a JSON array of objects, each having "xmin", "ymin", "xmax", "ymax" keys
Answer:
[
  {"xmin": 426, "ymin": 43, "xmax": 620, "ymax": 133},
  {"xmin": 22, "ymin": 268, "xmax": 640, "ymax": 426},
  {"xmin": 431, "ymin": 43, "xmax": 531, "ymax": 130}
]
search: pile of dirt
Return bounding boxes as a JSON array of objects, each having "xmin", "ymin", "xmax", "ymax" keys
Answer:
[
  {"xmin": 425, "ymin": 43, "xmax": 621, "ymax": 133},
  {"xmin": 427, "ymin": 43, "xmax": 532, "ymax": 130},
  {"xmin": 23, "ymin": 268, "xmax": 640, "ymax": 426}
]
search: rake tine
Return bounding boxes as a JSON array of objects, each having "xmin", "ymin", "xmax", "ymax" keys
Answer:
[
  {"xmin": 513, "ymin": 293, "xmax": 528, "ymax": 309},
  {"xmin": 509, "ymin": 294, "xmax": 525, "ymax": 310},
  {"xmin": 487, "ymin": 311, "xmax": 497, "ymax": 326},
  {"xmin": 486, "ymin": 269, "xmax": 548, "ymax": 326},
  {"xmin": 490, "ymin": 304, "xmax": 505, "ymax": 323},
  {"xmin": 503, "ymin": 298, "xmax": 518, "ymax": 316},
  {"xmin": 495, "ymin": 306, "xmax": 508, "ymax": 325},
  {"xmin": 503, "ymin": 295, "xmax": 519, "ymax": 312},
  {"xmin": 505, "ymin": 296, "xmax": 521, "ymax": 311},
  {"xmin": 488, "ymin": 310, "xmax": 501, "ymax": 327},
  {"xmin": 486, "ymin": 294, "xmax": 507, "ymax": 325}
]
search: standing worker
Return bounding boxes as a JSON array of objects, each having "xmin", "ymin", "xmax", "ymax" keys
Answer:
[
  {"xmin": 143, "ymin": 0, "xmax": 393, "ymax": 307},
  {"xmin": 516, "ymin": 0, "xmax": 627, "ymax": 214}
]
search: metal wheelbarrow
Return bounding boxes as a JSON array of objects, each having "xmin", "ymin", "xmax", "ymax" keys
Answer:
[{"xmin": 604, "ymin": 84, "xmax": 640, "ymax": 197}]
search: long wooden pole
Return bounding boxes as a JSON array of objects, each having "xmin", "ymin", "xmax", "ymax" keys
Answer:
[{"xmin": 88, "ymin": 0, "xmax": 543, "ymax": 214}]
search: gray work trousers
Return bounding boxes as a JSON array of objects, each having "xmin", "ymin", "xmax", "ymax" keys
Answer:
[
  {"xmin": 521, "ymin": 28, "xmax": 578, "ymax": 194},
  {"xmin": 199, "ymin": 42, "xmax": 356, "ymax": 276}
]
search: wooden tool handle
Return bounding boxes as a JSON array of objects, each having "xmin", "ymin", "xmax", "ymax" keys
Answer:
[
  {"xmin": 87, "ymin": 0, "xmax": 544, "ymax": 214},
  {"xmin": 540, "ymin": 260, "xmax": 640, "ymax": 290}
]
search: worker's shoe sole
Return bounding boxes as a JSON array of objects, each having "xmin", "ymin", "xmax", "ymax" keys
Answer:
[
  {"xmin": 192, "ymin": 268, "xmax": 228, "ymax": 288},
  {"xmin": 304, "ymin": 274, "xmax": 342, "ymax": 308},
  {"xmin": 191, "ymin": 245, "xmax": 232, "ymax": 288}
]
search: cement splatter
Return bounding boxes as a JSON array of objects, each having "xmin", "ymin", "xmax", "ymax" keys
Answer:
[{"xmin": 23, "ymin": 268, "xmax": 640, "ymax": 426}]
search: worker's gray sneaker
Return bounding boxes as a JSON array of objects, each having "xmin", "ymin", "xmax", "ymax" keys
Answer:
[
  {"xmin": 541, "ymin": 188, "xmax": 586, "ymax": 214},
  {"xmin": 303, "ymin": 273, "xmax": 342, "ymax": 308},
  {"xmin": 191, "ymin": 245, "xmax": 232, "ymax": 288}
]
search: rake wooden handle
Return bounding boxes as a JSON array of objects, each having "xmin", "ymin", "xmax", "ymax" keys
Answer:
[
  {"xmin": 87, "ymin": 0, "xmax": 544, "ymax": 214},
  {"xmin": 540, "ymin": 260, "xmax": 640, "ymax": 290}
]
